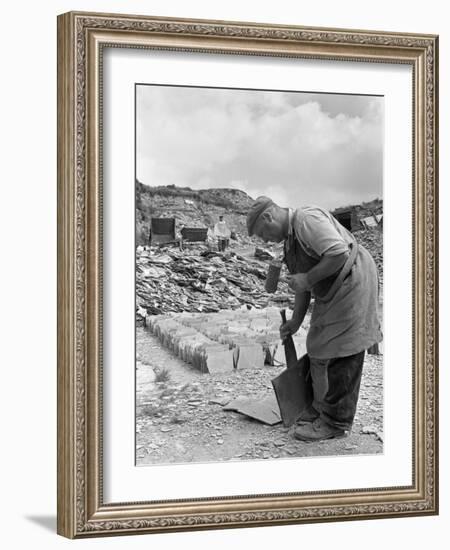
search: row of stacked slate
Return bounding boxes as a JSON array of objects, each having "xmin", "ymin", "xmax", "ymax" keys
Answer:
[
  {"xmin": 146, "ymin": 308, "xmax": 307, "ymax": 374},
  {"xmin": 147, "ymin": 315, "xmax": 235, "ymax": 374}
]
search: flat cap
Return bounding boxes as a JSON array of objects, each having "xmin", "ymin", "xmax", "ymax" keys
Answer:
[{"xmin": 246, "ymin": 196, "xmax": 274, "ymax": 236}]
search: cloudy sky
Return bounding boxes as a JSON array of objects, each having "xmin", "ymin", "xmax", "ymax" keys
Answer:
[{"xmin": 136, "ymin": 84, "xmax": 383, "ymax": 209}]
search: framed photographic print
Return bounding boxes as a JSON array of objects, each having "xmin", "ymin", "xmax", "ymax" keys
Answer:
[{"xmin": 57, "ymin": 11, "xmax": 439, "ymax": 538}]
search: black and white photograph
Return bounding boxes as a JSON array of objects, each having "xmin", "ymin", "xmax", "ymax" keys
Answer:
[
  {"xmin": 135, "ymin": 83, "xmax": 384, "ymax": 466},
  {"xmin": 1, "ymin": 0, "xmax": 443, "ymax": 544}
]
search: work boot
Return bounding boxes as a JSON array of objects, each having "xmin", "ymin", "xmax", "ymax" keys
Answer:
[
  {"xmin": 295, "ymin": 405, "xmax": 320, "ymax": 425},
  {"xmin": 293, "ymin": 417, "xmax": 347, "ymax": 442}
]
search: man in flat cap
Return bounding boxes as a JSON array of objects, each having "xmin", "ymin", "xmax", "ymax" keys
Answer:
[{"xmin": 247, "ymin": 196, "xmax": 382, "ymax": 442}]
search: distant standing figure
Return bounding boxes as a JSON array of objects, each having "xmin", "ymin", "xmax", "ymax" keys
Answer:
[{"xmin": 214, "ymin": 215, "xmax": 231, "ymax": 251}]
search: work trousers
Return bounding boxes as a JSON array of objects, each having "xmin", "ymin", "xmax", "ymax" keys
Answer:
[
  {"xmin": 309, "ymin": 351, "xmax": 365, "ymax": 430},
  {"xmin": 218, "ymin": 238, "xmax": 228, "ymax": 251}
]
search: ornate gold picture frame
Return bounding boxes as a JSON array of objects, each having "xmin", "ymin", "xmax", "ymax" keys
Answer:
[{"xmin": 57, "ymin": 11, "xmax": 438, "ymax": 538}]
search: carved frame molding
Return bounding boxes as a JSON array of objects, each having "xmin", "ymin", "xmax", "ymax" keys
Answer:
[{"xmin": 57, "ymin": 12, "xmax": 438, "ymax": 538}]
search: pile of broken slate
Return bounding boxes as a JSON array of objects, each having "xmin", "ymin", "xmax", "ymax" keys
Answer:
[
  {"xmin": 136, "ymin": 245, "xmax": 292, "ymax": 318},
  {"xmin": 136, "ymin": 228, "xmax": 383, "ymax": 321}
]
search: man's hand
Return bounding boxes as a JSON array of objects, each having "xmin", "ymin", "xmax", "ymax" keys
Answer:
[
  {"xmin": 287, "ymin": 273, "xmax": 310, "ymax": 293},
  {"xmin": 280, "ymin": 317, "xmax": 301, "ymax": 340}
]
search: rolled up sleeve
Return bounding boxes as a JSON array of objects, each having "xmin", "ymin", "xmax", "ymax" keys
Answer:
[{"xmin": 298, "ymin": 211, "xmax": 349, "ymax": 257}]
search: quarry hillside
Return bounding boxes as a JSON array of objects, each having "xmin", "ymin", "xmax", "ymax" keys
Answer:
[
  {"xmin": 136, "ymin": 180, "xmax": 383, "ymax": 246},
  {"xmin": 136, "ymin": 181, "xmax": 254, "ymax": 245}
]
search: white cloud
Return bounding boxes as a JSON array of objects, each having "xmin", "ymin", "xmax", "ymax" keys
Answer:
[{"xmin": 137, "ymin": 86, "xmax": 383, "ymax": 209}]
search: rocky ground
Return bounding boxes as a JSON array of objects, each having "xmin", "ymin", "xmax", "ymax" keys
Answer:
[
  {"xmin": 136, "ymin": 328, "xmax": 383, "ymax": 465},
  {"xmin": 135, "ymin": 226, "xmax": 384, "ymax": 465}
]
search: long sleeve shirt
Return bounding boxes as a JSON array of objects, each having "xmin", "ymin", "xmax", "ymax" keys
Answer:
[{"xmin": 214, "ymin": 221, "xmax": 231, "ymax": 238}]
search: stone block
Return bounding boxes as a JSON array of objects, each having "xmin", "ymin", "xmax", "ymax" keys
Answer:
[
  {"xmin": 262, "ymin": 342, "xmax": 279, "ymax": 365},
  {"xmin": 173, "ymin": 330, "xmax": 201, "ymax": 358},
  {"xmin": 200, "ymin": 345, "xmax": 235, "ymax": 374},
  {"xmin": 217, "ymin": 334, "xmax": 235, "ymax": 347},
  {"xmin": 249, "ymin": 317, "xmax": 271, "ymax": 332},
  {"xmin": 227, "ymin": 322, "xmax": 250, "ymax": 334},
  {"xmin": 185, "ymin": 335, "xmax": 212, "ymax": 367},
  {"xmin": 273, "ymin": 343, "xmax": 287, "ymax": 366},
  {"xmin": 293, "ymin": 336, "xmax": 307, "ymax": 358},
  {"xmin": 235, "ymin": 342, "xmax": 265, "ymax": 369}
]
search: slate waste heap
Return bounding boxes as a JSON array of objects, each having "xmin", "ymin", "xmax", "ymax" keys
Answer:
[
  {"xmin": 136, "ymin": 245, "xmax": 292, "ymax": 317},
  {"xmin": 136, "ymin": 227, "xmax": 383, "ymax": 321}
]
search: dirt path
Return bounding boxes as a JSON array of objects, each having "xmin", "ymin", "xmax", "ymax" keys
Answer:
[{"xmin": 136, "ymin": 328, "xmax": 383, "ymax": 465}]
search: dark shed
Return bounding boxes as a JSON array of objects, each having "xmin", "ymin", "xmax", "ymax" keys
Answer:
[
  {"xmin": 332, "ymin": 209, "xmax": 360, "ymax": 232},
  {"xmin": 180, "ymin": 227, "xmax": 209, "ymax": 242},
  {"xmin": 150, "ymin": 217, "xmax": 176, "ymax": 244}
]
